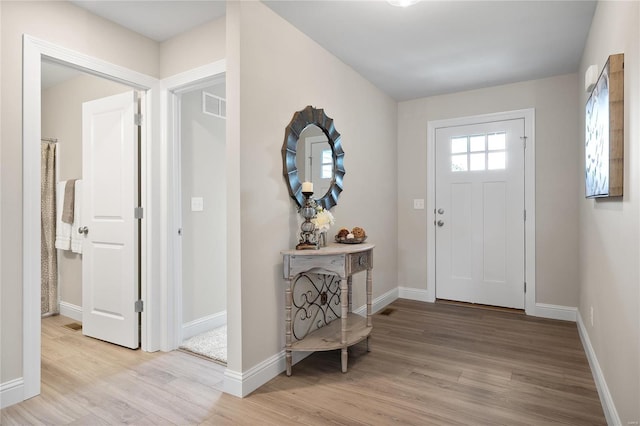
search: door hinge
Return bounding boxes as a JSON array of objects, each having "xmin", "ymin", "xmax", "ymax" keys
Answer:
[
  {"xmin": 523, "ymin": 209, "xmax": 527, "ymax": 221},
  {"xmin": 134, "ymin": 113, "xmax": 143, "ymax": 126},
  {"xmin": 134, "ymin": 207, "xmax": 143, "ymax": 219},
  {"xmin": 178, "ymin": 228, "xmax": 182, "ymax": 236},
  {"xmin": 135, "ymin": 300, "xmax": 143, "ymax": 313},
  {"xmin": 524, "ymin": 282, "xmax": 527, "ymax": 293},
  {"xmin": 520, "ymin": 136, "xmax": 527, "ymax": 149}
]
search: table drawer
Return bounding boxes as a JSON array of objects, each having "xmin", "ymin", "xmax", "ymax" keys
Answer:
[{"xmin": 349, "ymin": 250, "xmax": 372, "ymax": 274}]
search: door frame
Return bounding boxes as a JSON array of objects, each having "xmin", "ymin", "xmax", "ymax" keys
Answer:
[
  {"xmin": 304, "ymin": 134, "xmax": 328, "ymax": 182},
  {"xmin": 426, "ymin": 109, "xmax": 536, "ymax": 315},
  {"xmin": 22, "ymin": 34, "xmax": 158, "ymax": 400},
  {"xmin": 159, "ymin": 61, "xmax": 226, "ymax": 351}
]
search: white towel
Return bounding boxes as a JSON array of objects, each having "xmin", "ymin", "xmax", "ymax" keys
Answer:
[
  {"xmin": 55, "ymin": 181, "xmax": 72, "ymax": 250},
  {"xmin": 71, "ymin": 180, "xmax": 83, "ymax": 254}
]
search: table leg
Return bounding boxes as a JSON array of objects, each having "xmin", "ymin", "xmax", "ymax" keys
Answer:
[
  {"xmin": 348, "ymin": 275, "xmax": 353, "ymax": 313},
  {"xmin": 285, "ymin": 277, "xmax": 293, "ymax": 376},
  {"xmin": 341, "ymin": 278, "xmax": 348, "ymax": 373},
  {"xmin": 367, "ymin": 267, "xmax": 372, "ymax": 352}
]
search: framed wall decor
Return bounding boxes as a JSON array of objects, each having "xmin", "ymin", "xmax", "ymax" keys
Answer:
[{"xmin": 585, "ymin": 53, "xmax": 624, "ymax": 198}]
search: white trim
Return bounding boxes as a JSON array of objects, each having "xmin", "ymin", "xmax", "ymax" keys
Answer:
[
  {"xmin": 576, "ymin": 311, "xmax": 621, "ymax": 425},
  {"xmin": 353, "ymin": 287, "xmax": 398, "ymax": 316},
  {"xmin": 182, "ymin": 311, "xmax": 227, "ymax": 341},
  {"xmin": 426, "ymin": 109, "xmax": 536, "ymax": 313},
  {"xmin": 0, "ymin": 378, "xmax": 25, "ymax": 409},
  {"xmin": 533, "ymin": 303, "xmax": 576, "ymax": 322},
  {"xmin": 159, "ymin": 60, "xmax": 226, "ymax": 353},
  {"xmin": 223, "ymin": 351, "xmax": 312, "ymax": 398},
  {"xmin": 22, "ymin": 34, "xmax": 158, "ymax": 405},
  {"xmin": 398, "ymin": 286, "xmax": 433, "ymax": 302},
  {"xmin": 59, "ymin": 301, "xmax": 82, "ymax": 322}
]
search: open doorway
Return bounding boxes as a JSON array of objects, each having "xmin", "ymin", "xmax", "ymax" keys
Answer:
[
  {"xmin": 23, "ymin": 35, "xmax": 157, "ymax": 400},
  {"xmin": 41, "ymin": 59, "xmax": 139, "ymax": 326},
  {"xmin": 172, "ymin": 79, "xmax": 228, "ymax": 365}
]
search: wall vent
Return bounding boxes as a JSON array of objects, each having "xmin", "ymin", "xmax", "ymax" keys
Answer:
[{"xmin": 202, "ymin": 91, "xmax": 226, "ymax": 119}]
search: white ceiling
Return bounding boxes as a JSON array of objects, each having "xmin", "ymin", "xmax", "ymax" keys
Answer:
[
  {"xmin": 66, "ymin": 0, "xmax": 597, "ymax": 101},
  {"xmin": 70, "ymin": 1, "xmax": 227, "ymax": 42}
]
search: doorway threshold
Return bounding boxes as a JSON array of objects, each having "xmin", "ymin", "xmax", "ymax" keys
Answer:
[{"xmin": 435, "ymin": 299, "xmax": 525, "ymax": 315}]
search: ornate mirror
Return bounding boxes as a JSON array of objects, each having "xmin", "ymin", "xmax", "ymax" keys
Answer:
[{"xmin": 282, "ymin": 106, "xmax": 345, "ymax": 209}]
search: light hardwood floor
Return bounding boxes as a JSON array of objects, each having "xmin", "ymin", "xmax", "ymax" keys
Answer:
[{"xmin": 1, "ymin": 299, "xmax": 605, "ymax": 425}]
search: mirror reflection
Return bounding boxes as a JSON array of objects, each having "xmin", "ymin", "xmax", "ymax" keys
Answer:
[
  {"xmin": 282, "ymin": 105, "xmax": 345, "ymax": 209},
  {"xmin": 295, "ymin": 125, "xmax": 333, "ymax": 199}
]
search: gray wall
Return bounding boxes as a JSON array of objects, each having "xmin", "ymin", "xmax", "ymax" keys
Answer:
[
  {"xmin": 578, "ymin": 2, "xmax": 640, "ymax": 423},
  {"xmin": 225, "ymin": 1, "xmax": 398, "ymax": 372},
  {"xmin": 181, "ymin": 84, "xmax": 227, "ymax": 323},
  {"xmin": 397, "ymin": 73, "xmax": 580, "ymax": 307}
]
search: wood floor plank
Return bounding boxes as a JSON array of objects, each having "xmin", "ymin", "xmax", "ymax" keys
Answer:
[{"xmin": 1, "ymin": 301, "xmax": 605, "ymax": 425}]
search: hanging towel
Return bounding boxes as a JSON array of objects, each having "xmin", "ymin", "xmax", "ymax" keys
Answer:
[
  {"xmin": 61, "ymin": 179, "xmax": 77, "ymax": 224},
  {"xmin": 71, "ymin": 180, "xmax": 83, "ymax": 254},
  {"xmin": 55, "ymin": 181, "xmax": 72, "ymax": 250}
]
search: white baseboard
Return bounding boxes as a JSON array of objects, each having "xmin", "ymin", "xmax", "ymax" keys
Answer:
[
  {"xmin": 397, "ymin": 290, "xmax": 576, "ymax": 322},
  {"xmin": 1, "ymin": 377, "xmax": 24, "ymax": 409},
  {"xmin": 353, "ymin": 287, "xmax": 398, "ymax": 316},
  {"xmin": 182, "ymin": 310, "xmax": 226, "ymax": 340},
  {"xmin": 223, "ymin": 289, "xmax": 401, "ymax": 398},
  {"xmin": 59, "ymin": 301, "xmax": 82, "ymax": 322},
  {"xmin": 576, "ymin": 311, "xmax": 620, "ymax": 425},
  {"xmin": 224, "ymin": 350, "xmax": 311, "ymax": 398},
  {"xmin": 398, "ymin": 286, "xmax": 433, "ymax": 302},
  {"xmin": 533, "ymin": 303, "xmax": 576, "ymax": 322}
]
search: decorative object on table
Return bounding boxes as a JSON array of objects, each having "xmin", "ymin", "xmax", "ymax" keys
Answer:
[
  {"xmin": 296, "ymin": 182, "xmax": 320, "ymax": 250},
  {"xmin": 312, "ymin": 206, "xmax": 335, "ymax": 247},
  {"xmin": 585, "ymin": 53, "xmax": 624, "ymax": 198},
  {"xmin": 335, "ymin": 226, "xmax": 368, "ymax": 244}
]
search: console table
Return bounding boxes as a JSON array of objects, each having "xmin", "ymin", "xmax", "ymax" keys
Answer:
[{"xmin": 281, "ymin": 243, "xmax": 374, "ymax": 375}]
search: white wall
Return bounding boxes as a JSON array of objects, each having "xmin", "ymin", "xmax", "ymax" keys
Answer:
[
  {"xmin": 42, "ymin": 73, "xmax": 131, "ymax": 308},
  {"xmin": 181, "ymin": 85, "xmax": 227, "ymax": 323},
  {"xmin": 397, "ymin": 73, "xmax": 580, "ymax": 307},
  {"xmin": 0, "ymin": 0, "xmax": 159, "ymax": 385},
  {"xmin": 160, "ymin": 17, "xmax": 225, "ymax": 79},
  {"xmin": 578, "ymin": 2, "xmax": 640, "ymax": 423},
  {"xmin": 226, "ymin": 1, "xmax": 398, "ymax": 374}
]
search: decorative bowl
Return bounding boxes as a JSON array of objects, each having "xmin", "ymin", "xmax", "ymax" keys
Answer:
[{"xmin": 335, "ymin": 235, "xmax": 367, "ymax": 244}]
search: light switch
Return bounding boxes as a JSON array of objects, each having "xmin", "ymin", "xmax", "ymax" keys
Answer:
[
  {"xmin": 413, "ymin": 199, "xmax": 425, "ymax": 210},
  {"xmin": 191, "ymin": 197, "xmax": 204, "ymax": 212}
]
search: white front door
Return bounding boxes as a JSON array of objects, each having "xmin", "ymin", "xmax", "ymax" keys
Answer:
[
  {"xmin": 435, "ymin": 118, "xmax": 525, "ymax": 309},
  {"xmin": 81, "ymin": 91, "xmax": 140, "ymax": 349}
]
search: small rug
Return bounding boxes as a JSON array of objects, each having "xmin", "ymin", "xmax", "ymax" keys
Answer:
[{"xmin": 179, "ymin": 325, "xmax": 227, "ymax": 365}]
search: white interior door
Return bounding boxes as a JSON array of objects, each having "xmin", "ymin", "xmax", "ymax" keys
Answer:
[
  {"xmin": 81, "ymin": 91, "xmax": 140, "ymax": 349},
  {"xmin": 435, "ymin": 118, "xmax": 525, "ymax": 309}
]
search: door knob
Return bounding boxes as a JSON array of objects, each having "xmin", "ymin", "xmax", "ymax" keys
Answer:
[
  {"xmin": 437, "ymin": 220, "xmax": 444, "ymax": 227},
  {"xmin": 78, "ymin": 226, "xmax": 89, "ymax": 235},
  {"xmin": 437, "ymin": 208, "xmax": 445, "ymax": 214}
]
